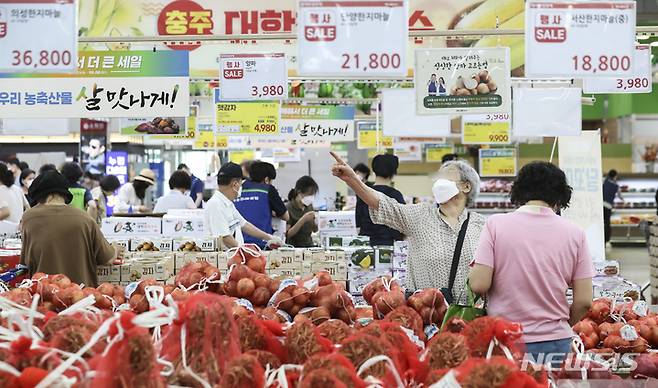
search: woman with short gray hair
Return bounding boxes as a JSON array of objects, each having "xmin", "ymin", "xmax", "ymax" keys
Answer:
[{"xmin": 330, "ymin": 153, "xmax": 485, "ymax": 304}]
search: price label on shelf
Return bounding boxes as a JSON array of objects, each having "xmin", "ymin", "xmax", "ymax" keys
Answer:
[
  {"xmin": 583, "ymin": 45, "xmax": 652, "ymax": 94},
  {"xmin": 216, "ymin": 101, "xmax": 280, "ymax": 136},
  {"xmin": 425, "ymin": 144, "xmax": 454, "ymax": 163},
  {"xmin": 229, "ymin": 149, "xmax": 256, "ymax": 164},
  {"xmin": 525, "ymin": 1, "xmax": 636, "ymax": 77},
  {"xmin": 298, "ymin": 1, "xmax": 407, "ymax": 77},
  {"xmin": 0, "ymin": 0, "xmax": 77, "ymax": 72},
  {"xmin": 357, "ymin": 122, "xmax": 393, "ymax": 149},
  {"xmin": 479, "ymin": 149, "xmax": 517, "ymax": 177},
  {"xmin": 462, "ymin": 114, "xmax": 511, "ymax": 145},
  {"xmin": 219, "ymin": 53, "xmax": 287, "ymax": 101}
]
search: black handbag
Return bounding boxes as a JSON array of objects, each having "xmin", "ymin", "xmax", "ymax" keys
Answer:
[{"xmin": 440, "ymin": 213, "xmax": 470, "ymax": 305}]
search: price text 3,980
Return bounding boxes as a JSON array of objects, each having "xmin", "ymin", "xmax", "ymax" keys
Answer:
[
  {"xmin": 251, "ymin": 85, "xmax": 285, "ymax": 98},
  {"xmin": 616, "ymin": 78, "xmax": 650, "ymax": 90}
]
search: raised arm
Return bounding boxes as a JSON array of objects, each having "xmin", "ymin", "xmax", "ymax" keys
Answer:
[{"xmin": 330, "ymin": 152, "xmax": 380, "ymax": 209}]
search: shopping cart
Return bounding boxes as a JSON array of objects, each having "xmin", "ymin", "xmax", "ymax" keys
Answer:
[{"xmin": 0, "ymin": 264, "xmax": 28, "ymax": 289}]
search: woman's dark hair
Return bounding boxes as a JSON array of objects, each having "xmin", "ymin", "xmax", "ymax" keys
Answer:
[
  {"xmin": 288, "ymin": 176, "xmax": 319, "ymax": 201},
  {"xmin": 133, "ymin": 179, "xmax": 151, "ymax": 200},
  {"xmin": 169, "ymin": 170, "xmax": 192, "ymax": 190},
  {"xmin": 249, "ymin": 161, "xmax": 275, "ymax": 183},
  {"xmin": 100, "ymin": 175, "xmax": 121, "ymax": 193},
  {"xmin": 60, "ymin": 162, "xmax": 83, "ymax": 185},
  {"xmin": 18, "ymin": 161, "xmax": 29, "ymax": 171},
  {"xmin": 38, "ymin": 164, "xmax": 57, "ymax": 175},
  {"xmin": 19, "ymin": 169, "xmax": 35, "ymax": 188},
  {"xmin": 510, "ymin": 161, "xmax": 573, "ymax": 209},
  {"xmin": 0, "ymin": 164, "xmax": 14, "ymax": 187},
  {"xmin": 353, "ymin": 163, "xmax": 370, "ymax": 180},
  {"xmin": 607, "ymin": 169, "xmax": 618, "ymax": 179},
  {"xmin": 372, "ymin": 154, "xmax": 399, "ymax": 179}
]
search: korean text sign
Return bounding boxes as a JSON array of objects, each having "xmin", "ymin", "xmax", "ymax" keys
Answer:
[
  {"xmin": 219, "ymin": 53, "xmax": 287, "ymax": 101},
  {"xmin": 415, "ymin": 47, "xmax": 510, "ymax": 115},
  {"xmin": 106, "ymin": 151, "xmax": 129, "ymax": 185},
  {"xmin": 525, "ymin": 1, "xmax": 636, "ymax": 77},
  {"xmin": 0, "ymin": 0, "xmax": 77, "ymax": 72},
  {"xmin": 0, "ymin": 51, "xmax": 190, "ymax": 118},
  {"xmin": 298, "ymin": 1, "xmax": 408, "ymax": 77},
  {"xmin": 216, "ymin": 101, "xmax": 281, "ymax": 135},
  {"xmin": 462, "ymin": 114, "xmax": 511, "ymax": 145},
  {"xmin": 583, "ymin": 45, "xmax": 652, "ymax": 94},
  {"xmin": 280, "ymin": 104, "xmax": 355, "ymax": 141},
  {"xmin": 425, "ymin": 144, "xmax": 454, "ymax": 162},
  {"xmin": 479, "ymin": 148, "xmax": 517, "ymax": 177},
  {"xmin": 357, "ymin": 121, "xmax": 393, "ymax": 149}
]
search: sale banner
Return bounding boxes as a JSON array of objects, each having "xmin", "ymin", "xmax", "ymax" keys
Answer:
[
  {"xmin": 415, "ymin": 47, "xmax": 511, "ymax": 115},
  {"xmin": 297, "ymin": 1, "xmax": 408, "ymax": 77},
  {"xmin": 215, "ymin": 101, "xmax": 281, "ymax": 135},
  {"xmin": 583, "ymin": 45, "xmax": 652, "ymax": 94},
  {"xmin": 525, "ymin": 1, "xmax": 636, "ymax": 77},
  {"xmin": 0, "ymin": 51, "xmax": 189, "ymax": 118},
  {"xmin": 357, "ymin": 122, "xmax": 393, "ymax": 149},
  {"xmin": 219, "ymin": 53, "xmax": 287, "ymax": 101},
  {"xmin": 479, "ymin": 148, "xmax": 517, "ymax": 177},
  {"xmin": 0, "ymin": 0, "xmax": 77, "ymax": 72},
  {"xmin": 462, "ymin": 114, "xmax": 511, "ymax": 145},
  {"xmin": 280, "ymin": 104, "xmax": 355, "ymax": 141},
  {"xmin": 425, "ymin": 144, "xmax": 454, "ymax": 163}
]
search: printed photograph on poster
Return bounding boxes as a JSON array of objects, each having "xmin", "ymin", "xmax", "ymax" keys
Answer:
[
  {"xmin": 415, "ymin": 47, "xmax": 510, "ymax": 114},
  {"xmin": 80, "ymin": 119, "xmax": 107, "ymax": 175},
  {"xmin": 120, "ymin": 117, "xmax": 185, "ymax": 135}
]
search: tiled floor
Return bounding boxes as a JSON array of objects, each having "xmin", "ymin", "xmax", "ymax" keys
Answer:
[{"xmin": 610, "ymin": 245, "xmax": 650, "ymax": 290}]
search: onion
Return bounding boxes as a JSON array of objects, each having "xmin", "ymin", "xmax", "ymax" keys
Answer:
[
  {"xmin": 276, "ymin": 291, "xmax": 294, "ymax": 311},
  {"xmin": 237, "ymin": 278, "xmax": 255, "ymax": 298},
  {"xmin": 293, "ymin": 287, "xmax": 310, "ymax": 306},
  {"xmin": 254, "ymin": 274, "xmax": 270, "ymax": 289},
  {"xmin": 251, "ymin": 287, "xmax": 270, "ymax": 307}
]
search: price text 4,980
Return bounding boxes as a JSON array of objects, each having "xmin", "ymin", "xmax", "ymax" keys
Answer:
[
  {"xmin": 253, "ymin": 124, "xmax": 277, "ymax": 133},
  {"xmin": 11, "ymin": 50, "xmax": 72, "ymax": 68},
  {"xmin": 341, "ymin": 53, "xmax": 401, "ymax": 71}
]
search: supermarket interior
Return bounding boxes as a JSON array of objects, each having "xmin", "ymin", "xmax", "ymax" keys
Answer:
[{"xmin": 3, "ymin": 0, "xmax": 658, "ymax": 386}]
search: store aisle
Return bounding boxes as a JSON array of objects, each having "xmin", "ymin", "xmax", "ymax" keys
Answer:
[{"xmin": 612, "ymin": 246, "xmax": 650, "ymax": 288}]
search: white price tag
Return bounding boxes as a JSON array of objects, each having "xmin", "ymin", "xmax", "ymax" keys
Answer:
[
  {"xmin": 632, "ymin": 300, "xmax": 648, "ymax": 317},
  {"xmin": 219, "ymin": 53, "xmax": 287, "ymax": 101},
  {"xmin": 0, "ymin": 0, "xmax": 77, "ymax": 72},
  {"xmin": 583, "ymin": 45, "xmax": 653, "ymax": 94},
  {"xmin": 525, "ymin": 1, "xmax": 636, "ymax": 77},
  {"xmin": 620, "ymin": 324, "xmax": 638, "ymax": 341},
  {"xmin": 298, "ymin": 1, "xmax": 408, "ymax": 77}
]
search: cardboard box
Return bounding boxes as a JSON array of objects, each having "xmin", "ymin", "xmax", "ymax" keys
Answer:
[
  {"xmin": 344, "ymin": 247, "xmax": 376, "ymax": 269},
  {"xmin": 267, "ymin": 248, "xmax": 303, "ymax": 270},
  {"xmin": 173, "ymin": 237, "xmax": 216, "ymax": 252},
  {"xmin": 101, "ymin": 217, "xmax": 162, "ymax": 236},
  {"xmin": 347, "ymin": 268, "xmax": 390, "ymax": 294},
  {"xmin": 106, "ymin": 237, "xmax": 130, "ymax": 251},
  {"xmin": 161, "ymin": 215, "xmax": 205, "ymax": 236},
  {"xmin": 268, "ymin": 266, "xmax": 303, "ymax": 278},
  {"xmin": 374, "ymin": 246, "xmax": 394, "ymax": 268},
  {"xmin": 303, "ymin": 249, "xmax": 346, "ymax": 264},
  {"xmin": 594, "ymin": 260, "xmax": 619, "ymax": 276},
  {"xmin": 174, "ymin": 252, "xmax": 219, "ymax": 271},
  {"xmin": 324, "ymin": 235, "xmax": 370, "ymax": 248},
  {"xmin": 319, "ymin": 229, "xmax": 359, "ymax": 244},
  {"xmin": 130, "ymin": 237, "xmax": 174, "ymax": 252},
  {"xmin": 310, "ymin": 261, "xmax": 348, "ymax": 281},
  {"xmin": 393, "ymin": 241, "xmax": 409, "ymax": 271},
  {"xmin": 97, "ymin": 265, "xmax": 121, "ymax": 283},
  {"xmin": 121, "ymin": 253, "xmax": 174, "ymax": 284},
  {"xmin": 317, "ymin": 211, "xmax": 356, "ymax": 231}
]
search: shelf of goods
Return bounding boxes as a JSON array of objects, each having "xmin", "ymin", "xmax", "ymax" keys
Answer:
[
  {"xmin": 649, "ymin": 223, "xmax": 658, "ymax": 304},
  {"xmin": 610, "ymin": 177, "xmax": 658, "ymax": 245}
]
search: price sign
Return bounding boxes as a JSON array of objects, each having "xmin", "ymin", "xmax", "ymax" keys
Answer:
[
  {"xmin": 479, "ymin": 149, "xmax": 517, "ymax": 177},
  {"xmin": 357, "ymin": 122, "xmax": 393, "ymax": 149},
  {"xmin": 216, "ymin": 101, "xmax": 281, "ymax": 136},
  {"xmin": 583, "ymin": 45, "xmax": 652, "ymax": 94},
  {"xmin": 0, "ymin": 0, "xmax": 77, "ymax": 72},
  {"xmin": 193, "ymin": 123, "xmax": 227, "ymax": 150},
  {"xmin": 525, "ymin": 1, "xmax": 636, "ymax": 77},
  {"xmin": 219, "ymin": 53, "xmax": 287, "ymax": 101},
  {"xmin": 298, "ymin": 1, "xmax": 407, "ymax": 77},
  {"xmin": 462, "ymin": 114, "xmax": 511, "ymax": 145},
  {"xmin": 229, "ymin": 150, "xmax": 256, "ymax": 164},
  {"xmin": 425, "ymin": 144, "xmax": 454, "ymax": 163}
]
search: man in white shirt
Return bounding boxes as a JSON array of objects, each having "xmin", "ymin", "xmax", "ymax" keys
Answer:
[
  {"xmin": 204, "ymin": 162, "xmax": 281, "ymax": 248},
  {"xmin": 154, "ymin": 170, "xmax": 197, "ymax": 213}
]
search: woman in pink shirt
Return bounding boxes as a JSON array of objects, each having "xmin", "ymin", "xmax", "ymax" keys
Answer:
[{"xmin": 469, "ymin": 162, "xmax": 595, "ymax": 364}]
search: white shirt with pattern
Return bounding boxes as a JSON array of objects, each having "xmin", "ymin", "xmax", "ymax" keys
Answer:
[{"xmin": 370, "ymin": 193, "xmax": 486, "ymax": 303}]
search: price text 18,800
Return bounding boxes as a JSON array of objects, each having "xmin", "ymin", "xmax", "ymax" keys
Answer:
[{"xmin": 572, "ymin": 55, "xmax": 631, "ymax": 73}]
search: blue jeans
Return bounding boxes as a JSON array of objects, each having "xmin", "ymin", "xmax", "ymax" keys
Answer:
[{"xmin": 525, "ymin": 338, "xmax": 572, "ymax": 367}]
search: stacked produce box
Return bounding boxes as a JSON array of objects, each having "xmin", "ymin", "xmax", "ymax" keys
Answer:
[{"xmin": 650, "ymin": 223, "xmax": 658, "ymax": 303}]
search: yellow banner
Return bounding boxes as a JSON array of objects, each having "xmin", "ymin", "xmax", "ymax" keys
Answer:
[
  {"xmin": 216, "ymin": 101, "xmax": 280, "ymax": 135},
  {"xmin": 193, "ymin": 124, "xmax": 228, "ymax": 150},
  {"xmin": 425, "ymin": 144, "xmax": 454, "ymax": 162},
  {"xmin": 479, "ymin": 149, "xmax": 517, "ymax": 177},
  {"xmin": 358, "ymin": 129, "xmax": 394, "ymax": 149},
  {"xmin": 463, "ymin": 121, "xmax": 511, "ymax": 145},
  {"xmin": 229, "ymin": 149, "xmax": 256, "ymax": 164}
]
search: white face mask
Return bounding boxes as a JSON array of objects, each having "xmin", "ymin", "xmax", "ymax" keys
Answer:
[
  {"xmin": 432, "ymin": 179, "xmax": 460, "ymax": 204},
  {"xmin": 301, "ymin": 195, "xmax": 314, "ymax": 206},
  {"xmin": 233, "ymin": 183, "xmax": 242, "ymax": 198},
  {"xmin": 25, "ymin": 179, "xmax": 34, "ymax": 188}
]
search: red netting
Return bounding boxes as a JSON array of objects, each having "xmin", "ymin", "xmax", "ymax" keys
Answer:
[
  {"xmin": 383, "ymin": 306, "xmax": 426, "ymax": 342},
  {"xmin": 218, "ymin": 354, "xmax": 265, "ymax": 388},
  {"xmin": 244, "ymin": 350, "xmax": 282, "ymax": 370},
  {"xmin": 236, "ymin": 315, "xmax": 286, "ymax": 363},
  {"xmin": 42, "ymin": 314, "xmax": 102, "ymax": 356},
  {"xmin": 338, "ymin": 333, "xmax": 402, "ymax": 381},
  {"xmin": 284, "ymin": 320, "xmax": 333, "ymax": 364},
  {"xmin": 456, "ymin": 357, "xmax": 518, "ymax": 388},
  {"xmin": 426, "ymin": 332, "xmax": 469, "ymax": 370},
  {"xmin": 161, "ymin": 293, "xmax": 240, "ymax": 386},
  {"xmin": 317, "ymin": 319, "xmax": 355, "ymax": 344},
  {"xmin": 462, "ymin": 317, "xmax": 525, "ymax": 359},
  {"xmin": 299, "ymin": 369, "xmax": 349, "ymax": 388},
  {"xmin": 302, "ymin": 353, "xmax": 366, "ymax": 388}
]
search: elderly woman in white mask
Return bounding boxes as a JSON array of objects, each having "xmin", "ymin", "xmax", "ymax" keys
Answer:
[{"xmin": 331, "ymin": 152, "xmax": 485, "ymax": 304}]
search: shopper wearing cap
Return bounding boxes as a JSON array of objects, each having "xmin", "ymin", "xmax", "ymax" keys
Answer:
[
  {"xmin": 20, "ymin": 170, "xmax": 119, "ymax": 286},
  {"xmin": 90, "ymin": 175, "xmax": 121, "ymax": 224},
  {"xmin": 469, "ymin": 162, "xmax": 594, "ymax": 363},
  {"xmin": 331, "ymin": 152, "xmax": 485, "ymax": 303},
  {"xmin": 355, "ymin": 154, "xmax": 405, "ymax": 247},
  {"xmin": 116, "ymin": 168, "xmax": 156, "ymax": 213},
  {"xmin": 204, "ymin": 162, "xmax": 283, "ymax": 249}
]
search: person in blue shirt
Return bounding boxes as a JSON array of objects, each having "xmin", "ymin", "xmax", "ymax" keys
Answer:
[
  {"xmin": 235, "ymin": 161, "xmax": 289, "ymax": 248},
  {"xmin": 602, "ymin": 169, "xmax": 624, "ymax": 246},
  {"xmin": 178, "ymin": 163, "xmax": 204, "ymax": 208}
]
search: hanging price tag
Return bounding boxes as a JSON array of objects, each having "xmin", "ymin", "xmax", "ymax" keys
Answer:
[
  {"xmin": 0, "ymin": 0, "xmax": 77, "ymax": 72},
  {"xmin": 219, "ymin": 53, "xmax": 287, "ymax": 101},
  {"xmin": 525, "ymin": 1, "xmax": 636, "ymax": 77},
  {"xmin": 357, "ymin": 122, "xmax": 393, "ymax": 149},
  {"xmin": 216, "ymin": 101, "xmax": 281, "ymax": 136},
  {"xmin": 583, "ymin": 45, "xmax": 653, "ymax": 94},
  {"xmin": 229, "ymin": 149, "xmax": 256, "ymax": 164},
  {"xmin": 479, "ymin": 149, "xmax": 517, "ymax": 177},
  {"xmin": 425, "ymin": 144, "xmax": 454, "ymax": 163},
  {"xmin": 298, "ymin": 1, "xmax": 408, "ymax": 77},
  {"xmin": 193, "ymin": 123, "xmax": 227, "ymax": 150},
  {"xmin": 462, "ymin": 114, "xmax": 511, "ymax": 145}
]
